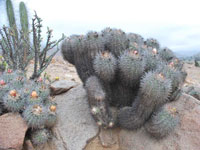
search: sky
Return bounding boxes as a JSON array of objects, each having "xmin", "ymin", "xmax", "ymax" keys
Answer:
[{"xmin": 0, "ymin": 0, "xmax": 200, "ymax": 56}]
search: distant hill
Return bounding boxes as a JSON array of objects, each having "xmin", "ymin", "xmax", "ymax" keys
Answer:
[{"xmin": 174, "ymin": 49, "xmax": 200, "ymax": 58}]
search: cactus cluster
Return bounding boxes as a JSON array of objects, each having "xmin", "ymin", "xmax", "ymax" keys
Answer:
[
  {"xmin": 61, "ymin": 27, "xmax": 186, "ymax": 138},
  {"xmin": 0, "ymin": 69, "xmax": 57, "ymax": 146},
  {"xmin": 0, "ymin": 0, "xmax": 63, "ymax": 146}
]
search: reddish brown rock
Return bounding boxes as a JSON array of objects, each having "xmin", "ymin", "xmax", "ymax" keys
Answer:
[{"xmin": 0, "ymin": 113, "xmax": 28, "ymax": 150}]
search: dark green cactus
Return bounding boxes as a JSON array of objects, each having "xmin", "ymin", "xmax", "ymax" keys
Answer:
[
  {"xmin": 85, "ymin": 76, "xmax": 114, "ymax": 128},
  {"xmin": 101, "ymin": 28, "xmax": 129, "ymax": 56},
  {"xmin": 145, "ymin": 106, "xmax": 179, "ymax": 138},
  {"xmin": 159, "ymin": 47, "xmax": 175, "ymax": 62},
  {"xmin": 145, "ymin": 38, "xmax": 160, "ymax": 50},
  {"xmin": 93, "ymin": 51, "xmax": 117, "ymax": 82},
  {"xmin": 119, "ymin": 49, "xmax": 145, "ymax": 86},
  {"xmin": 127, "ymin": 33, "xmax": 144, "ymax": 49},
  {"xmin": 156, "ymin": 64, "xmax": 183, "ymax": 96},
  {"xmin": 30, "ymin": 128, "xmax": 51, "ymax": 145},
  {"xmin": 143, "ymin": 48, "xmax": 163, "ymax": 71},
  {"xmin": 118, "ymin": 71, "xmax": 172, "ymax": 129},
  {"xmin": 62, "ymin": 28, "xmax": 186, "ymax": 138}
]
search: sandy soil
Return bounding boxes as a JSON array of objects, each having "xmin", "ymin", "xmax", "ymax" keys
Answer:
[
  {"xmin": 26, "ymin": 56, "xmax": 82, "ymax": 83},
  {"xmin": 27, "ymin": 57, "xmax": 200, "ymax": 88},
  {"xmin": 183, "ymin": 63, "xmax": 200, "ymax": 86}
]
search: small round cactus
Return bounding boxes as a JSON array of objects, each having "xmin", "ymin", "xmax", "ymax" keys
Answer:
[
  {"xmin": 3, "ymin": 89, "xmax": 25, "ymax": 112},
  {"xmin": 145, "ymin": 106, "xmax": 179, "ymax": 138},
  {"xmin": 23, "ymin": 104, "xmax": 47, "ymax": 128},
  {"xmin": 30, "ymin": 128, "xmax": 51, "ymax": 145},
  {"xmin": 26, "ymin": 91, "xmax": 43, "ymax": 106},
  {"xmin": 45, "ymin": 104, "xmax": 57, "ymax": 128}
]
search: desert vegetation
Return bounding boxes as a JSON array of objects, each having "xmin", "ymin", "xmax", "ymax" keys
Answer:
[{"xmin": 0, "ymin": 0, "xmax": 64, "ymax": 146}]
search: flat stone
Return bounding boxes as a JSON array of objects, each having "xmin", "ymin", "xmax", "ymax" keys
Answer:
[
  {"xmin": 0, "ymin": 113, "xmax": 28, "ymax": 150},
  {"xmin": 50, "ymin": 80, "xmax": 79, "ymax": 95}
]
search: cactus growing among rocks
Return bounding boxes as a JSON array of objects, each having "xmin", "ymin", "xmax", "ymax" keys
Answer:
[
  {"xmin": 0, "ymin": 0, "xmax": 60, "ymax": 146},
  {"xmin": 23, "ymin": 103, "xmax": 47, "ymax": 128},
  {"xmin": 30, "ymin": 128, "xmax": 51, "ymax": 146},
  {"xmin": 145, "ymin": 106, "xmax": 179, "ymax": 138},
  {"xmin": 61, "ymin": 28, "xmax": 186, "ymax": 138},
  {"xmin": 0, "ymin": 69, "xmax": 57, "ymax": 146},
  {"xmin": 3, "ymin": 89, "xmax": 26, "ymax": 112}
]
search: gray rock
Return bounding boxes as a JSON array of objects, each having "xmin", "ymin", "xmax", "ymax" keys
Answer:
[
  {"xmin": 40, "ymin": 85, "xmax": 99, "ymax": 150},
  {"xmin": 183, "ymin": 85, "xmax": 200, "ymax": 100},
  {"xmin": 50, "ymin": 80, "xmax": 79, "ymax": 95}
]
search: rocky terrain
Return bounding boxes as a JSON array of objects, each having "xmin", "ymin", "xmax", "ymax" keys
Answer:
[{"xmin": 0, "ymin": 57, "xmax": 200, "ymax": 150}]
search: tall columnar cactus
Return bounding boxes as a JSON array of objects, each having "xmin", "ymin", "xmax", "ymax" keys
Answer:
[
  {"xmin": 1, "ymin": 0, "xmax": 31, "ymax": 71},
  {"xmin": 61, "ymin": 28, "xmax": 186, "ymax": 138},
  {"xmin": 0, "ymin": 10, "xmax": 65, "ymax": 77},
  {"xmin": 6, "ymin": 0, "xmax": 18, "ymax": 39},
  {"xmin": 19, "ymin": 2, "xmax": 29, "ymax": 35}
]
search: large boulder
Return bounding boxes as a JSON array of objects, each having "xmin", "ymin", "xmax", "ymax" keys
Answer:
[
  {"xmin": 0, "ymin": 113, "xmax": 28, "ymax": 150},
  {"xmin": 118, "ymin": 93, "xmax": 200, "ymax": 150},
  {"xmin": 40, "ymin": 83, "xmax": 200, "ymax": 150},
  {"xmin": 38, "ymin": 84, "xmax": 99, "ymax": 150}
]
